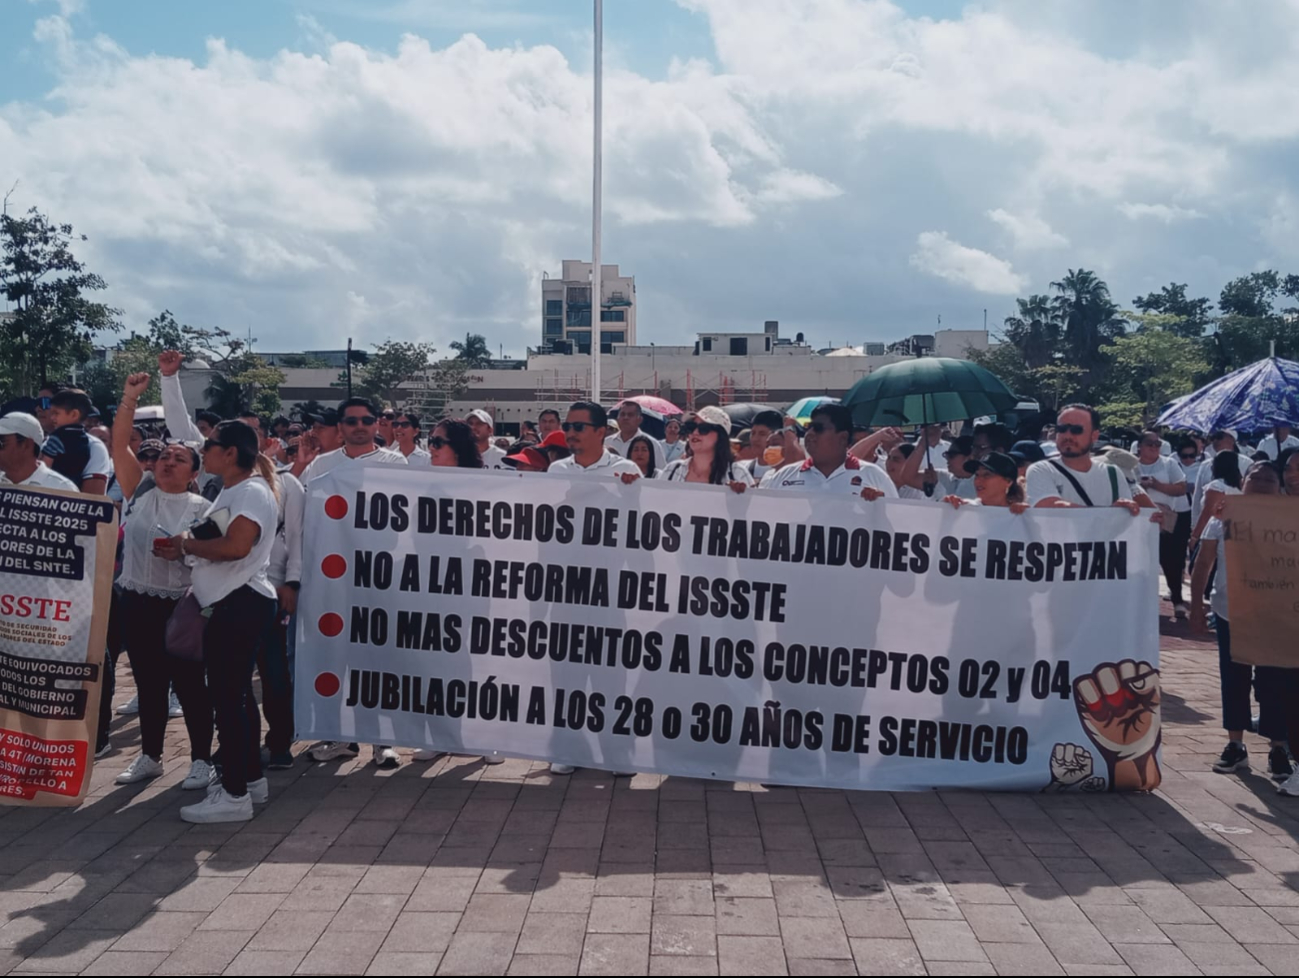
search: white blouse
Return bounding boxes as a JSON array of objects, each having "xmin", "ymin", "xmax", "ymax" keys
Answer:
[
  {"xmin": 658, "ymin": 460, "xmax": 755, "ymax": 486},
  {"xmin": 119, "ymin": 488, "xmax": 210, "ymax": 599}
]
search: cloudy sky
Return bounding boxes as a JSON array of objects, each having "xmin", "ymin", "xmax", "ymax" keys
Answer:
[{"xmin": 2, "ymin": 0, "xmax": 1297, "ymax": 356}]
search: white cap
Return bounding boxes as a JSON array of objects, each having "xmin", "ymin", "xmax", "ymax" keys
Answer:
[
  {"xmin": 0, "ymin": 412, "xmax": 45, "ymax": 444},
  {"xmin": 468, "ymin": 408, "xmax": 493, "ymax": 426},
  {"xmin": 695, "ymin": 405, "xmax": 733, "ymax": 436}
]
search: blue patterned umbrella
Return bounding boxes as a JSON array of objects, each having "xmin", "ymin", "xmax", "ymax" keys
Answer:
[{"xmin": 1156, "ymin": 357, "xmax": 1299, "ymax": 433}]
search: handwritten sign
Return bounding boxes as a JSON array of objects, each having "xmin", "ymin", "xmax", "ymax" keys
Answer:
[{"xmin": 1223, "ymin": 495, "xmax": 1299, "ymax": 667}]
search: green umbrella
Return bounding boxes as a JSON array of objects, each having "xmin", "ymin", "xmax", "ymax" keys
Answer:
[{"xmin": 842, "ymin": 358, "xmax": 1020, "ymax": 428}]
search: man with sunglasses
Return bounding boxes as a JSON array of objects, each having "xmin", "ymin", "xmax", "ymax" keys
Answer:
[
  {"xmin": 1026, "ymin": 404, "xmax": 1150, "ymax": 514},
  {"xmin": 300, "ymin": 397, "xmax": 407, "ymax": 770},
  {"xmin": 763, "ymin": 404, "xmax": 896, "ymax": 499},
  {"xmin": 548, "ymin": 401, "xmax": 642, "ymax": 483},
  {"xmin": 606, "ymin": 400, "xmax": 666, "ymax": 470}
]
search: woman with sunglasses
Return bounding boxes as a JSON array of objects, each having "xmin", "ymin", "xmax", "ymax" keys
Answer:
[
  {"xmin": 391, "ymin": 412, "xmax": 430, "ymax": 462},
  {"xmin": 155, "ymin": 421, "xmax": 282, "ymax": 822},
  {"xmin": 109, "ymin": 373, "xmax": 216, "ymax": 791},
  {"xmin": 942, "ymin": 452, "xmax": 1029, "ymax": 512},
  {"xmin": 412, "ymin": 418, "xmax": 505, "ymax": 767},
  {"xmin": 657, "ymin": 407, "xmax": 753, "ymax": 492}
]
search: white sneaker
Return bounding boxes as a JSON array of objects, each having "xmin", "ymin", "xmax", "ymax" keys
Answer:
[
  {"xmin": 168, "ymin": 692, "xmax": 184, "ymax": 717},
  {"xmin": 1279, "ymin": 770, "xmax": 1299, "ymax": 797},
  {"xmin": 180, "ymin": 787, "xmax": 253, "ymax": 823},
  {"xmin": 309, "ymin": 741, "xmax": 359, "ymax": 762},
  {"xmin": 115, "ymin": 753, "xmax": 163, "ymax": 785},
  {"xmin": 207, "ymin": 776, "xmax": 268, "ymax": 804},
  {"xmin": 374, "ymin": 746, "xmax": 400, "ymax": 769},
  {"xmin": 116, "ymin": 693, "xmax": 139, "ymax": 716},
  {"xmin": 550, "ymin": 763, "xmax": 576, "ymax": 775},
  {"xmin": 481, "ymin": 754, "xmax": 505, "ymax": 765},
  {"xmin": 181, "ymin": 760, "xmax": 215, "ymax": 790},
  {"xmin": 412, "ymin": 749, "xmax": 446, "ymax": 762},
  {"xmin": 1174, "ymin": 602, "xmax": 1189, "ymax": 619}
]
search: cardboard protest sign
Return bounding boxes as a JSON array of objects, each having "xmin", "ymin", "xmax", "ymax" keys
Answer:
[
  {"xmin": 297, "ymin": 467, "xmax": 1163, "ymax": 793},
  {"xmin": 1224, "ymin": 495, "xmax": 1299, "ymax": 668},
  {"xmin": 0, "ymin": 485, "xmax": 117, "ymax": 806}
]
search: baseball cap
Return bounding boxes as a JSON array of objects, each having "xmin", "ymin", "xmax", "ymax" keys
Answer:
[
  {"xmin": 138, "ymin": 438, "xmax": 166, "ymax": 457},
  {"xmin": 695, "ymin": 405, "xmax": 733, "ymax": 436},
  {"xmin": 0, "ymin": 412, "xmax": 46, "ymax": 444},
  {"xmin": 540, "ymin": 430, "xmax": 568, "ymax": 449},
  {"xmin": 468, "ymin": 409, "xmax": 494, "ymax": 426},
  {"xmin": 1009, "ymin": 440, "xmax": 1046, "ymax": 465},
  {"xmin": 964, "ymin": 452, "xmax": 1018, "ymax": 481},
  {"xmin": 503, "ymin": 447, "xmax": 547, "ymax": 470}
]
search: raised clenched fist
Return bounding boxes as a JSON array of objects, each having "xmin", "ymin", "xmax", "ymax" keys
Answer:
[
  {"xmin": 1074, "ymin": 659, "xmax": 1162, "ymax": 791},
  {"xmin": 158, "ymin": 350, "xmax": 183, "ymax": 376}
]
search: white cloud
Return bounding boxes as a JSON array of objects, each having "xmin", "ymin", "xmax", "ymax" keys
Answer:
[
  {"xmin": 987, "ymin": 209, "xmax": 1068, "ymax": 249},
  {"xmin": 1118, "ymin": 203, "xmax": 1206, "ymax": 223},
  {"xmin": 754, "ymin": 170, "xmax": 843, "ymax": 205},
  {"xmin": 910, "ymin": 232, "xmax": 1027, "ymax": 295}
]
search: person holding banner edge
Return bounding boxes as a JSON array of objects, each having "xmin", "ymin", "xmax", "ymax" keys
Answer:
[
  {"xmin": 1026, "ymin": 404, "xmax": 1152, "ymax": 514},
  {"xmin": 108, "ymin": 373, "xmax": 215, "ymax": 790},
  {"xmin": 155, "ymin": 421, "xmax": 281, "ymax": 823},
  {"xmin": 1190, "ymin": 459, "xmax": 1293, "ymax": 784}
]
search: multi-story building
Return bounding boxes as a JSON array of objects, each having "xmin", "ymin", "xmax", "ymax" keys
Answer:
[{"xmin": 541, "ymin": 260, "xmax": 636, "ymax": 354}]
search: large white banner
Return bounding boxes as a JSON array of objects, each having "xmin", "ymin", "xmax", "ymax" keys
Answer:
[{"xmin": 297, "ymin": 467, "xmax": 1162, "ymax": 793}]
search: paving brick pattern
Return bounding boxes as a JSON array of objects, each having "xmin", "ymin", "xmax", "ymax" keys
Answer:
[{"xmin": 3, "ymin": 602, "xmax": 1298, "ymax": 975}]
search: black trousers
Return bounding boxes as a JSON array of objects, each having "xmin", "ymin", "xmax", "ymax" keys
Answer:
[
  {"xmin": 204, "ymin": 586, "xmax": 276, "ymax": 797},
  {"xmin": 119, "ymin": 590, "xmax": 213, "ymax": 761},
  {"xmin": 257, "ymin": 605, "xmax": 295, "ymax": 755},
  {"xmin": 1160, "ymin": 510, "xmax": 1192, "ymax": 606},
  {"xmin": 96, "ymin": 590, "xmax": 123, "ymax": 751}
]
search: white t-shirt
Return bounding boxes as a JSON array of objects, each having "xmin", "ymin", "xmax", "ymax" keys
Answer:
[
  {"xmin": 301, "ymin": 445, "xmax": 408, "ymax": 484},
  {"xmin": 1258, "ymin": 434, "xmax": 1299, "ymax": 461},
  {"xmin": 935, "ymin": 470, "xmax": 976, "ymax": 500},
  {"xmin": 482, "ymin": 444, "xmax": 508, "ymax": 470},
  {"xmin": 1137, "ymin": 456, "xmax": 1189, "ymax": 513},
  {"xmin": 606, "ymin": 431, "xmax": 667, "ymax": 470},
  {"xmin": 269, "ymin": 472, "xmax": 305, "ymax": 588},
  {"xmin": 1025, "ymin": 459, "xmax": 1146, "ymax": 508},
  {"xmin": 916, "ymin": 440, "xmax": 950, "ymax": 473},
  {"xmin": 119, "ymin": 489, "xmax": 209, "ymax": 599},
  {"xmin": 188, "ymin": 478, "xmax": 280, "ymax": 607},
  {"xmin": 658, "ymin": 460, "xmax": 755, "ymax": 486},
  {"xmin": 1202, "ymin": 517, "xmax": 1230, "ymax": 620},
  {"xmin": 663, "ymin": 440, "xmax": 687, "ymax": 464},
  {"xmin": 548, "ymin": 449, "xmax": 643, "ymax": 480},
  {"xmin": 402, "ymin": 446, "xmax": 432, "ymax": 464},
  {"xmin": 1, "ymin": 463, "xmax": 78, "ymax": 492},
  {"xmin": 1192, "ymin": 455, "xmax": 1252, "ymax": 525},
  {"xmin": 762, "ymin": 457, "xmax": 898, "ymax": 497}
]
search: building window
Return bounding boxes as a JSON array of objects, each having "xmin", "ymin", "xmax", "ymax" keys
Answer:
[
  {"xmin": 702, "ymin": 337, "xmax": 713, "ymax": 352},
  {"xmin": 574, "ymin": 333, "xmax": 592, "ymax": 354},
  {"xmin": 545, "ymin": 318, "xmax": 563, "ymax": 336},
  {"xmin": 730, "ymin": 337, "xmax": 748, "ymax": 356},
  {"xmin": 545, "ymin": 299, "xmax": 562, "ymax": 316},
  {"xmin": 567, "ymin": 307, "xmax": 592, "ymax": 327},
  {"xmin": 599, "ymin": 310, "xmax": 626, "ymax": 323},
  {"xmin": 566, "ymin": 286, "xmax": 591, "ymax": 305},
  {"xmin": 601, "ymin": 331, "xmax": 625, "ymax": 345}
]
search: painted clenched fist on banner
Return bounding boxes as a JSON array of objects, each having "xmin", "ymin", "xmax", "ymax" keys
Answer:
[{"xmin": 1073, "ymin": 659, "xmax": 1162, "ymax": 791}]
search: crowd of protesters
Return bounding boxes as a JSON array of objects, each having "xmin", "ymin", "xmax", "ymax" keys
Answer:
[{"xmin": 3, "ymin": 351, "xmax": 1298, "ymax": 819}]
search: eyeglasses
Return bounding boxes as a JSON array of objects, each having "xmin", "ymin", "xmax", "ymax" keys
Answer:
[
  {"xmin": 808, "ymin": 421, "xmax": 835, "ymax": 434},
  {"xmin": 392, "ymin": 420, "xmax": 415, "ymax": 429},
  {"xmin": 1179, "ymin": 453, "xmax": 1198, "ymax": 461},
  {"xmin": 341, "ymin": 416, "xmax": 377, "ymax": 427},
  {"xmin": 561, "ymin": 422, "xmax": 593, "ymax": 432},
  {"xmin": 1057, "ymin": 424, "xmax": 1087, "ymax": 436},
  {"xmin": 427, "ymin": 436, "xmax": 448, "ymax": 450}
]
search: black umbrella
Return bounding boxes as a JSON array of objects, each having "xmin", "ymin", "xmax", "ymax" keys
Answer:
[{"xmin": 720, "ymin": 403, "xmax": 786, "ymax": 432}]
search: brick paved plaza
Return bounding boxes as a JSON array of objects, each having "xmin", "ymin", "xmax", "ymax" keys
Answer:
[{"xmin": 3, "ymin": 609, "xmax": 1298, "ymax": 975}]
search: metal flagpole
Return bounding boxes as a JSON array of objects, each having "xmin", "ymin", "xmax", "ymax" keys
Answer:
[{"xmin": 591, "ymin": 0, "xmax": 603, "ymax": 403}]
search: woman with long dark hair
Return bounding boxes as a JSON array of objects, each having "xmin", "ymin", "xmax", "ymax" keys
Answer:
[
  {"xmin": 414, "ymin": 417, "xmax": 504, "ymax": 766},
  {"xmin": 627, "ymin": 434, "xmax": 658, "ymax": 479},
  {"xmin": 427, "ymin": 418, "xmax": 482, "ymax": 469},
  {"xmin": 156, "ymin": 420, "xmax": 280, "ymax": 823},
  {"xmin": 657, "ymin": 406, "xmax": 752, "ymax": 492},
  {"xmin": 1190, "ymin": 449, "xmax": 1245, "ymax": 550},
  {"xmin": 110, "ymin": 373, "xmax": 215, "ymax": 790}
]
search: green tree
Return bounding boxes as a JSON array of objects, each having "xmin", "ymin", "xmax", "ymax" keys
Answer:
[
  {"xmin": 0, "ymin": 203, "xmax": 120, "ymax": 395},
  {"xmin": 1001, "ymin": 294, "xmax": 1062, "ymax": 369},
  {"xmin": 1050, "ymin": 268, "xmax": 1127, "ymax": 380},
  {"xmin": 338, "ymin": 340, "xmax": 437, "ymax": 405},
  {"xmin": 450, "ymin": 332, "xmax": 493, "ymax": 368},
  {"xmin": 1132, "ymin": 283, "xmax": 1214, "ymax": 338},
  {"xmin": 1097, "ymin": 326, "xmax": 1209, "ymax": 427},
  {"xmin": 205, "ymin": 353, "xmax": 285, "ymax": 417},
  {"xmin": 1210, "ymin": 270, "xmax": 1299, "ymax": 371}
]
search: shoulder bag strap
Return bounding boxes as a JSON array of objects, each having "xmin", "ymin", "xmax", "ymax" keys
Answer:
[{"xmin": 1049, "ymin": 460, "xmax": 1095, "ymax": 507}]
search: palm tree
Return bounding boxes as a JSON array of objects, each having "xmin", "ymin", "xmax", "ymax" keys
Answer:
[
  {"xmin": 1050, "ymin": 269, "xmax": 1127, "ymax": 377},
  {"xmin": 1002, "ymin": 294, "xmax": 1061, "ymax": 369},
  {"xmin": 450, "ymin": 333, "xmax": 493, "ymax": 368}
]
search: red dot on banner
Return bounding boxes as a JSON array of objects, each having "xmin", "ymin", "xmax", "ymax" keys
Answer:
[
  {"xmin": 318, "ymin": 613, "xmax": 344, "ymax": 637},
  {"xmin": 321, "ymin": 554, "xmax": 347, "ymax": 579},
  {"xmin": 324, "ymin": 495, "xmax": 349, "ymax": 520},
  {"xmin": 315, "ymin": 672, "xmax": 341, "ymax": 697}
]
